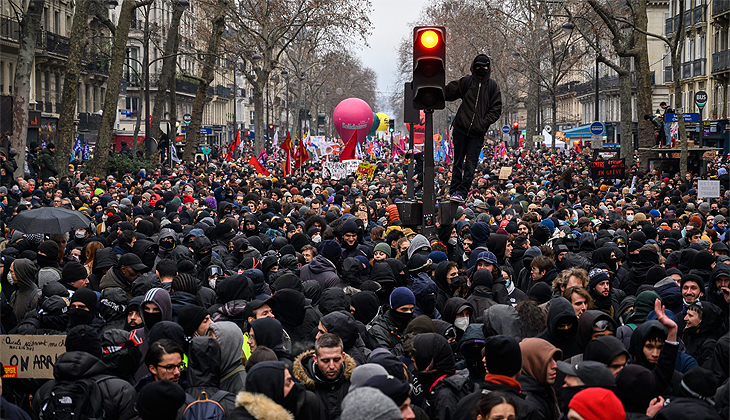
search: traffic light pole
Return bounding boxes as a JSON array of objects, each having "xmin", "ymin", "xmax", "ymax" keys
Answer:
[
  {"xmin": 422, "ymin": 110, "xmax": 435, "ymax": 237},
  {"xmin": 407, "ymin": 124, "xmax": 414, "ymax": 198}
]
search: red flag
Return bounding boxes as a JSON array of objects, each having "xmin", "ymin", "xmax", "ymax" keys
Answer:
[
  {"xmin": 282, "ymin": 153, "xmax": 291, "ymax": 177},
  {"xmin": 226, "ymin": 131, "xmax": 240, "ymax": 161},
  {"xmin": 294, "ymin": 137, "xmax": 310, "ymax": 169},
  {"xmin": 280, "ymin": 132, "xmax": 294, "ymax": 157},
  {"xmin": 340, "ymin": 131, "xmax": 358, "ymax": 161},
  {"xmin": 551, "ymin": 156, "xmax": 555, "ymax": 167},
  {"xmin": 248, "ymin": 156, "xmax": 270, "ymax": 176}
]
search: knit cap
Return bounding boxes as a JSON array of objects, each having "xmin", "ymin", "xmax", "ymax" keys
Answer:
[
  {"xmin": 374, "ymin": 243, "xmax": 392, "ymax": 258},
  {"xmin": 389, "ymin": 287, "xmax": 415, "ymax": 310},
  {"xmin": 568, "ymin": 387, "xmax": 625, "ymax": 420},
  {"xmin": 340, "ymin": 387, "xmax": 402, "ymax": 420},
  {"xmin": 177, "ymin": 305, "xmax": 209, "ymax": 337},
  {"xmin": 350, "ymin": 363, "xmax": 388, "ymax": 389}
]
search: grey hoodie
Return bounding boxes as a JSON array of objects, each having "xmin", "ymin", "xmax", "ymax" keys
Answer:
[
  {"xmin": 407, "ymin": 234, "xmax": 431, "ymax": 260},
  {"xmin": 207, "ymin": 321, "xmax": 247, "ymax": 394},
  {"xmin": 140, "ymin": 287, "xmax": 172, "ymax": 332}
]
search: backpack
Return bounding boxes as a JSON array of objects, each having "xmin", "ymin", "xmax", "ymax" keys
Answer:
[
  {"xmin": 40, "ymin": 376, "xmax": 110, "ymax": 420},
  {"xmin": 182, "ymin": 390, "xmax": 228, "ymax": 420}
]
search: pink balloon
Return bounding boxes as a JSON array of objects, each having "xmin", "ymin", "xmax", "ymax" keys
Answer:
[{"xmin": 332, "ymin": 98, "xmax": 373, "ymax": 145}]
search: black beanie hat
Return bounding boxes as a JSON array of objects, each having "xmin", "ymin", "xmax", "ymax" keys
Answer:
[
  {"xmin": 61, "ymin": 261, "xmax": 88, "ymax": 284},
  {"xmin": 693, "ymin": 251, "xmax": 715, "ymax": 270},
  {"xmin": 38, "ymin": 240, "xmax": 59, "ymax": 257},
  {"xmin": 172, "ymin": 273, "xmax": 198, "ymax": 294},
  {"xmin": 70, "ymin": 287, "xmax": 98, "ymax": 312},
  {"xmin": 66, "ymin": 325, "xmax": 102, "ymax": 359},
  {"xmin": 483, "ymin": 336, "xmax": 522, "ymax": 377},
  {"xmin": 362, "ymin": 375, "xmax": 411, "ymax": 406},
  {"xmin": 680, "ymin": 366, "xmax": 718, "ymax": 400},
  {"xmin": 177, "ymin": 305, "xmax": 209, "ymax": 337},
  {"xmin": 320, "ymin": 239, "xmax": 342, "ymax": 263},
  {"xmin": 137, "ymin": 380, "xmax": 186, "ymax": 420}
]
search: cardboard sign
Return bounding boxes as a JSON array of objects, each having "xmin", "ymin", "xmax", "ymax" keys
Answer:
[
  {"xmin": 1, "ymin": 335, "xmax": 66, "ymax": 379},
  {"xmin": 697, "ymin": 180, "xmax": 720, "ymax": 198},
  {"xmin": 590, "ymin": 159, "xmax": 626, "ymax": 179},
  {"xmin": 356, "ymin": 162, "xmax": 377, "ymax": 181},
  {"xmin": 498, "ymin": 166, "xmax": 513, "ymax": 180},
  {"xmin": 343, "ymin": 159, "xmax": 361, "ymax": 174},
  {"xmin": 322, "ymin": 162, "xmax": 349, "ymax": 179}
]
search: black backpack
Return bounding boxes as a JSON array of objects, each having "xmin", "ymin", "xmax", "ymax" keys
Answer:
[{"xmin": 40, "ymin": 376, "xmax": 110, "ymax": 420}]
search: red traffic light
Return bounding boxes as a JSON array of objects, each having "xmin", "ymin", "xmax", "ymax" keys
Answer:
[
  {"xmin": 513, "ymin": 121, "xmax": 519, "ymax": 129},
  {"xmin": 420, "ymin": 30, "xmax": 440, "ymax": 49},
  {"xmin": 268, "ymin": 125, "xmax": 274, "ymax": 130}
]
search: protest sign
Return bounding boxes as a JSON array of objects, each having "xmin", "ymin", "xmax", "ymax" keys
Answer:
[
  {"xmin": 1, "ymin": 335, "xmax": 66, "ymax": 379},
  {"xmin": 356, "ymin": 162, "xmax": 377, "ymax": 181},
  {"xmin": 322, "ymin": 162, "xmax": 348, "ymax": 179},
  {"xmin": 697, "ymin": 180, "xmax": 720, "ymax": 198},
  {"xmin": 498, "ymin": 166, "xmax": 513, "ymax": 180},
  {"xmin": 343, "ymin": 159, "xmax": 361, "ymax": 174},
  {"xmin": 590, "ymin": 159, "xmax": 626, "ymax": 179}
]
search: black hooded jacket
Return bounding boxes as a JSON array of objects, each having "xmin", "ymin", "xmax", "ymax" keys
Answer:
[
  {"xmin": 245, "ymin": 361, "xmax": 322, "ymax": 420},
  {"xmin": 444, "ymin": 54, "xmax": 502, "ymax": 137},
  {"xmin": 682, "ymin": 300, "xmax": 724, "ymax": 366},
  {"xmin": 536, "ymin": 297, "xmax": 581, "ymax": 358},
  {"xmin": 628, "ymin": 320, "xmax": 680, "ymax": 396},
  {"xmin": 184, "ymin": 336, "xmax": 237, "ymax": 415},
  {"xmin": 320, "ymin": 311, "xmax": 368, "ymax": 364},
  {"xmin": 249, "ymin": 317, "xmax": 290, "ymax": 362}
]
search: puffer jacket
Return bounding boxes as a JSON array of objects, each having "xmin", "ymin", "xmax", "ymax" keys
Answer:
[
  {"xmin": 227, "ymin": 392, "xmax": 294, "ymax": 420},
  {"xmin": 444, "ymin": 54, "xmax": 502, "ymax": 137},
  {"xmin": 292, "ymin": 349, "xmax": 357, "ymax": 420},
  {"xmin": 31, "ymin": 351, "xmax": 137, "ymax": 420}
]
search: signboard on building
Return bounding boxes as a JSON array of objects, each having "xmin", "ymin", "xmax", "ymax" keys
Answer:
[{"xmin": 590, "ymin": 159, "xmax": 626, "ymax": 179}]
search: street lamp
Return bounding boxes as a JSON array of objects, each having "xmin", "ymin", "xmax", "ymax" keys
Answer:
[{"xmin": 562, "ymin": 21, "xmax": 599, "ymax": 123}]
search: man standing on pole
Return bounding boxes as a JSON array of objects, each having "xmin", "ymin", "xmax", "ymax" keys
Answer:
[{"xmin": 445, "ymin": 54, "xmax": 502, "ymax": 202}]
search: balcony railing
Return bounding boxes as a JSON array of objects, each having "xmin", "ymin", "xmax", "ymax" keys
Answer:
[
  {"xmin": 665, "ymin": 17, "xmax": 673, "ymax": 34},
  {"xmin": 682, "ymin": 62, "xmax": 692, "ymax": 78},
  {"xmin": 0, "ymin": 15, "xmax": 20, "ymax": 41},
  {"xmin": 176, "ymin": 78, "xmax": 199, "ymax": 95},
  {"xmin": 713, "ymin": 50, "xmax": 730, "ymax": 74},
  {"xmin": 665, "ymin": 66, "xmax": 673, "ymax": 83},
  {"xmin": 713, "ymin": 0, "xmax": 730, "ymax": 16},
  {"xmin": 692, "ymin": 5, "xmax": 706, "ymax": 24},
  {"xmin": 692, "ymin": 58, "xmax": 706, "ymax": 77}
]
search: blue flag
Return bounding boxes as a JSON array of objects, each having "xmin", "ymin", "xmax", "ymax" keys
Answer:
[{"xmin": 83, "ymin": 140, "xmax": 91, "ymax": 160}]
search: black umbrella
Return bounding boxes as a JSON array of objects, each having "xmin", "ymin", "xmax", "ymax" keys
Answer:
[{"xmin": 8, "ymin": 207, "xmax": 94, "ymax": 234}]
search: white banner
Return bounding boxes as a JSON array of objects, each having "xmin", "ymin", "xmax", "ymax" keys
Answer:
[{"xmin": 322, "ymin": 162, "xmax": 349, "ymax": 179}]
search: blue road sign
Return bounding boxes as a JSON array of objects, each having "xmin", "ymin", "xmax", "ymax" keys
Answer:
[
  {"xmin": 590, "ymin": 121, "xmax": 605, "ymax": 135},
  {"xmin": 200, "ymin": 128, "xmax": 213, "ymax": 135},
  {"xmin": 664, "ymin": 113, "xmax": 699, "ymax": 122},
  {"xmin": 603, "ymin": 143, "xmax": 620, "ymax": 149},
  {"xmin": 120, "ymin": 110, "xmax": 132, "ymax": 115},
  {"xmin": 502, "ymin": 125, "xmax": 510, "ymax": 134}
]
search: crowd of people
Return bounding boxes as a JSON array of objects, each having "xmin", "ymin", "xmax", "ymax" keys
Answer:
[{"xmin": 0, "ymin": 137, "xmax": 729, "ymax": 420}]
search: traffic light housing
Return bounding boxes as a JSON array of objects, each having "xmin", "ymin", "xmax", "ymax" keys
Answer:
[
  {"xmin": 412, "ymin": 26, "xmax": 446, "ymax": 110},
  {"xmin": 513, "ymin": 121, "xmax": 519, "ymax": 131},
  {"xmin": 389, "ymin": 120, "xmax": 395, "ymax": 133}
]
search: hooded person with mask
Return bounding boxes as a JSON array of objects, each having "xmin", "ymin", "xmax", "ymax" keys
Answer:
[
  {"xmin": 248, "ymin": 317, "xmax": 290, "ymax": 362},
  {"xmin": 67, "ymin": 287, "xmax": 105, "ymax": 329},
  {"xmin": 367, "ymin": 287, "xmax": 415, "ymax": 356},
  {"xmin": 318, "ymin": 311, "xmax": 368, "ymax": 365},
  {"xmin": 243, "ymin": 361, "xmax": 322, "ymax": 420},
  {"xmin": 183, "ymin": 336, "xmax": 237, "ymax": 415},
  {"xmin": 444, "ymin": 54, "xmax": 502, "ymax": 202},
  {"xmin": 8, "ymin": 258, "xmax": 40, "ymax": 321},
  {"xmin": 272, "ymin": 288, "xmax": 320, "ymax": 356},
  {"xmin": 207, "ymin": 321, "xmax": 247, "ymax": 394},
  {"xmin": 537, "ymin": 297, "xmax": 581, "ymax": 358}
]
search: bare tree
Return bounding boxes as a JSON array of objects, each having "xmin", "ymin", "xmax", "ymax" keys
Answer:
[{"xmin": 9, "ymin": 0, "xmax": 43, "ymax": 178}]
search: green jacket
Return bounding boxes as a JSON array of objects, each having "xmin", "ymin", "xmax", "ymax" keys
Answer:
[{"xmin": 38, "ymin": 149, "xmax": 58, "ymax": 180}]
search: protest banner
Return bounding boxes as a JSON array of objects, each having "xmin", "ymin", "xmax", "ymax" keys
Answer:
[
  {"xmin": 356, "ymin": 162, "xmax": 377, "ymax": 181},
  {"xmin": 590, "ymin": 159, "xmax": 626, "ymax": 179},
  {"xmin": 498, "ymin": 166, "xmax": 513, "ymax": 180},
  {"xmin": 322, "ymin": 162, "xmax": 349, "ymax": 179},
  {"xmin": 343, "ymin": 159, "xmax": 362, "ymax": 174},
  {"xmin": 697, "ymin": 180, "xmax": 720, "ymax": 198},
  {"xmin": 1, "ymin": 335, "xmax": 66, "ymax": 379}
]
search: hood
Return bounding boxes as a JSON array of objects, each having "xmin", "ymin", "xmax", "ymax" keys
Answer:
[
  {"xmin": 216, "ymin": 274, "xmax": 255, "ymax": 304},
  {"xmin": 307, "ymin": 254, "xmax": 337, "ymax": 275},
  {"xmin": 234, "ymin": 392, "xmax": 293, "ymax": 420},
  {"xmin": 319, "ymin": 287, "xmax": 348, "ymax": 315},
  {"xmin": 615, "ymin": 364, "xmax": 655, "ymax": 413},
  {"xmin": 576, "ymin": 310, "xmax": 615, "ymax": 350},
  {"xmin": 369, "ymin": 261, "xmax": 396, "ymax": 284},
  {"xmin": 625, "ymin": 291, "xmax": 661, "ymax": 325},
  {"xmin": 443, "ymin": 297, "xmax": 474, "ymax": 324},
  {"xmin": 578, "ymin": 232, "xmax": 596, "ymax": 252},
  {"xmin": 412, "ymin": 273, "xmax": 438, "ymax": 297},
  {"xmin": 301, "ymin": 280, "xmax": 322, "ymax": 306},
  {"xmin": 519, "ymin": 337, "xmax": 562, "ymax": 385},
  {"xmin": 471, "ymin": 222, "xmax": 490, "ymax": 247},
  {"xmin": 217, "ymin": 200, "xmax": 233, "ymax": 217},
  {"xmin": 293, "ymin": 349, "xmax": 357, "ymax": 389},
  {"xmin": 132, "ymin": 239, "xmax": 158, "ymax": 270},
  {"xmin": 433, "ymin": 261, "xmax": 452, "ymax": 294},
  {"xmin": 470, "ymin": 54, "xmax": 491, "ymax": 80},
  {"xmin": 412, "ymin": 332, "xmax": 456, "ymax": 374},
  {"xmin": 583, "ymin": 335, "xmax": 629, "ymax": 365},
  {"xmin": 407, "ymin": 234, "xmax": 431, "ymax": 260},
  {"xmin": 191, "ymin": 235, "xmax": 212, "ymax": 255},
  {"xmin": 629, "ymin": 320, "xmax": 668, "ymax": 366},
  {"xmin": 93, "ymin": 247, "xmax": 118, "ymax": 272},
  {"xmin": 545, "ymin": 297, "xmax": 578, "ymax": 338},
  {"xmin": 689, "ymin": 300, "xmax": 724, "ymax": 335},
  {"xmin": 13, "ymin": 258, "xmax": 37, "ymax": 291},
  {"xmin": 524, "ymin": 246, "xmax": 542, "ymax": 260},
  {"xmin": 244, "ymin": 361, "xmax": 288, "ymax": 406},
  {"xmin": 272, "ymin": 289, "xmax": 307, "ymax": 329},
  {"xmin": 140, "ymin": 287, "xmax": 172, "ymax": 327},
  {"xmin": 487, "ymin": 235, "xmax": 509, "ymax": 264},
  {"xmin": 272, "ymin": 272, "xmax": 303, "ymax": 293},
  {"xmin": 249, "ymin": 317, "xmax": 287, "ymax": 357},
  {"xmin": 482, "ymin": 304, "xmax": 521, "ymax": 341},
  {"xmin": 709, "ymin": 263, "xmax": 730, "ymax": 294},
  {"xmin": 320, "ymin": 311, "xmax": 359, "ymax": 349},
  {"xmin": 187, "ymin": 336, "xmax": 222, "ymax": 388},
  {"xmin": 350, "ymin": 291, "xmax": 380, "ymax": 325},
  {"xmin": 208, "ymin": 321, "xmax": 244, "ymax": 375},
  {"xmin": 460, "ymin": 322, "xmax": 485, "ymax": 346},
  {"xmin": 53, "ymin": 351, "xmax": 108, "ymax": 380}
]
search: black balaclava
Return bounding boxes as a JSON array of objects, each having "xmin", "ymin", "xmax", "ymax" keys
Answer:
[{"xmin": 471, "ymin": 54, "xmax": 491, "ymax": 80}]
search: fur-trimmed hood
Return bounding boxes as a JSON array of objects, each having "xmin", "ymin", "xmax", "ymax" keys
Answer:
[
  {"xmin": 291, "ymin": 349, "xmax": 357, "ymax": 390},
  {"xmin": 234, "ymin": 392, "xmax": 293, "ymax": 420}
]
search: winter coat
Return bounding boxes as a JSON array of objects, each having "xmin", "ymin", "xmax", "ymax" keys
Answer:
[
  {"xmin": 536, "ymin": 297, "xmax": 581, "ymax": 358},
  {"xmin": 38, "ymin": 148, "xmax": 58, "ymax": 180},
  {"xmin": 208, "ymin": 321, "xmax": 247, "ymax": 394},
  {"xmin": 366, "ymin": 307, "xmax": 407, "ymax": 356},
  {"xmin": 31, "ymin": 351, "xmax": 137, "ymax": 420},
  {"xmin": 707, "ymin": 263, "xmax": 730, "ymax": 319},
  {"xmin": 100, "ymin": 267, "xmax": 133, "ymax": 299},
  {"xmin": 451, "ymin": 381, "xmax": 543, "ymax": 420},
  {"xmin": 682, "ymin": 300, "xmax": 724, "ymax": 366},
  {"xmin": 653, "ymin": 397, "xmax": 722, "ymax": 420},
  {"xmin": 444, "ymin": 54, "xmax": 502, "ymax": 137},
  {"xmin": 227, "ymin": 392, "xmax": 294, "ymax": 420},
  {"xmin": 245, "ymin": 360, "xmax": 323, "ymax": 420},
  {"xmin": 183, "ymin": 336, "xmax": 237, "ymax": 416},
  {"xmin": 299, "ymin": 255, "xmax": 341, "ymax": 289},
  {"xmin": 628, "ymin": 320, "xmax": 680, "ymax": 396},
  {"xmin": 292, "ymin": 349, "xmax": 356, "ymax": 420},
  {"xmin": 272, "ymin": 289, "xmax": 321, "ymax": 356}
]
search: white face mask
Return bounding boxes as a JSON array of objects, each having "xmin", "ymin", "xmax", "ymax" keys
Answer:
[
  {"xmin": 75, "ymin": 230, "xmax": 86, "ymax": 239},
  {"xmin": 6, "ymin": 273, "xmax": 14, "ymax": 285},
  {"xmin": 626, "ymin": 215, "xmax": 634, "ymax": 222},
  {"xmin": 454, "ymin": 316, "xmax": 470, "ymax": 331}
]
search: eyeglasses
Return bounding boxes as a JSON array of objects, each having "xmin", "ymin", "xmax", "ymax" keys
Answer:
[{"xmin": 157, "ymin": 363, "xmax": 184, "ymax": 372}]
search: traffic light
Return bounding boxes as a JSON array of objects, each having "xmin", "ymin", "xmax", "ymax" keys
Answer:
[
  {"xmin": 412, "ymin": 26, "xmax": 446, "ymax": 110},
  {"xmin": 389, "ymin": 120, "xmax": 395, "ymax": 133},
  {"xmin": 513, "ymin": 121, "xmax": 519, "ymax": 132}
]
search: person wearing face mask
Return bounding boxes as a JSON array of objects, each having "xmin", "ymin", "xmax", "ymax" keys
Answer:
[
  {"xmin": 443, "ymin": 54, "xmax": 502, "ymax": 203},
  {"xmin": 366, "ymin": 287, "xmax": 415, "ymax": 357},
  {"xmin": 67, "ymin": 287, "xmax": 105, "ymax": 329},
  {"xmin": 8, "ymin": 258, "xmax": 41, "ymax": 321}
]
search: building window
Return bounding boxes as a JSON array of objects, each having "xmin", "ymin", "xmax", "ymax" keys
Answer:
[
  {"xmin": 126, "ymin": 97, "xmax": 138, "ymax": 111},
  {"xmin": 250, "ymin": 110, "xmax": 254, "ymax": 125}
]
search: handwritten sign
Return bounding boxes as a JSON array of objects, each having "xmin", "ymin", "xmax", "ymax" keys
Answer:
[
  {"xmin": 356, "ymin": 162, "xmax": 377, "ymax": 181},
  {"xmin": 498, "ymin": 166, "xmax": 513, "ymax": 180},
  {"xmin": 590, "ymin": 159, "xmax": 626, "ymax": 179},
  {"xmin": 1, "ymin": 335, "xmax": 66, "ymax": 378},
  {"xmin": 322, "ymin": 162, "xmax": 349, "ymax": 180},
  {"xmin": 697, "ymin": 180, "xmax": 720, "ymax": 198},
  {"xmin": 343, "ymin": 159, "xmax": 361, "ymax": 175}
]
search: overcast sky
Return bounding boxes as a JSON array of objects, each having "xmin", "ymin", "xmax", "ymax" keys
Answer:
[{"xmin": 354, "ymin": 0, "xmax": 424, "ymax": 116}]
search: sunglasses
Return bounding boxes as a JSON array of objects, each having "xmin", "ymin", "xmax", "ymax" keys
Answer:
[{"xmin": 593, "ymin": 319, "xmax": 615, "ymax": 333}]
